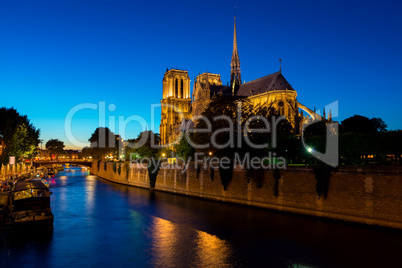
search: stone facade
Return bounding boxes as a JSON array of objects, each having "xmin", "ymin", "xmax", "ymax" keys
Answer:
[
  {"xmin": 159, "ymin": 69, "xmax": 192, "ymax": 146},
  {"xmin": 192, "ymin": 73, "xmax": 230, "ymax": 118}
]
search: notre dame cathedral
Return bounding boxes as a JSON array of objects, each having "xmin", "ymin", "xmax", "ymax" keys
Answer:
[{"xmin": 160, "ymin": 17, "xmax": 323, "ymax": 146}]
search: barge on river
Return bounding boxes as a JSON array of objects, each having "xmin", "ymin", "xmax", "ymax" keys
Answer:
[{"xmin": 10, "ymin": 179, "xmax": 54, "ymax": 228}]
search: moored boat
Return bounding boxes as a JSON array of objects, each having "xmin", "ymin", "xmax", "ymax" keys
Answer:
[
  {"xmin": 10, "ymin": 179, "xmax": 54, "ymax": 228},
  {"xmin": 47, "ymin": 168, "xmax": 56, "ymax": 176},
  {"xmin": 35, "ymin": 167, "xmax": 48, "ymax": 178}
]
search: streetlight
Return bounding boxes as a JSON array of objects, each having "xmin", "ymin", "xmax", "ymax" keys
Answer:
[
  {"xmin": 209, "ymin": 151, "xmax": 213, "ymax": 156},
  {"xmin": 307, "ymin": 147, "xmax": 313, "ymax": 153}
]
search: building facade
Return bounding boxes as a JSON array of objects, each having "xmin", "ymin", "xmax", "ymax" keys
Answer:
[
  {"xmin": 160, "ymin": 69, "xmax": 192, "ymax": 146},
  {"xmin": 160, "ymin": 17, "xmax": 316, "ymax": 146}
]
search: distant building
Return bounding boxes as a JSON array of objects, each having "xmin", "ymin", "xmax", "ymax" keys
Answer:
[
  {"xmin": 65, "ymin": 150, "xmax": 79, "ymax": 159},
  {"xmin": 36, "ymin": 149, "xmax": 51, "ymax": 160}
]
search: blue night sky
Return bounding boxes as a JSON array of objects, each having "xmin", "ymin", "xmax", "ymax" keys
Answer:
[{"xmin": 1, "ymin": 0, "xmax": 401, "ymax": 149}]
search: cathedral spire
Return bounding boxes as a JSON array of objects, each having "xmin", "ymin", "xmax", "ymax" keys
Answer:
[{"xmin": 230, "ymin": 12, "xmax": 241, "ymax": 95}]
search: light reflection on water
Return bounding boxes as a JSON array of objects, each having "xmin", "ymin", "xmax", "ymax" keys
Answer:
[
  {"xmin": 195, "ymin": 230, "xmax": 233, "ymax": 267},
  {"xmin": 0, "ymin": 168, "xmax": 401, "ymax": 268},
  {"xmin": 149, "ymin": 216, "xmax": 234, "ymax": 268},
  {"xmin": 85, "ymin": 176, "xmax": 96, "ymax": 213},
  {"xmin": 150, "ymin": 217, "xmax": 179, "ymax": 267}
]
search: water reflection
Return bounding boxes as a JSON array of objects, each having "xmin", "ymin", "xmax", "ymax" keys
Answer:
[
  {"xmin": 149, "ymin": 216, "xmax": 234, "ymax": 268},
  {"xmin": 195, "ymin": 230, "xmax": 233, "ymax": 268},
  {"xmin": 58, "ymin": 175, "xmax": 67, "ymax": 185},
  {"xmin": 85, "ymin": 176, "xmax": 96, "ymax": 212},
  {"xmin": 150, "ymin": 217, "xmax": 179, "ymax": 267}
]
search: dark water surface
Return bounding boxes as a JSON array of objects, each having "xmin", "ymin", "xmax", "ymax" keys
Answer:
[{"xmin": 1, "ymin": 167, "xmax": 401, "ymax": 267}]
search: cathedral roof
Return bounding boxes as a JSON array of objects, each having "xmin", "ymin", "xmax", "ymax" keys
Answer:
[
  {"xmin": 209, "ymin": 85, "xmax": 232, "ymax": 97},
  {"xmin": 236, "ymin": 71, "xmax": 295, "ymax": 97}
]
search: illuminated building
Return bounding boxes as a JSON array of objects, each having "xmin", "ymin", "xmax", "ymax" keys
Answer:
[
  {"xmin": 160, "ymin": 69, "xmax": 192, "ymax": 145},
  {"xmin": 160, "ymin": 16, "xmax": 321, "ymax": 146}
]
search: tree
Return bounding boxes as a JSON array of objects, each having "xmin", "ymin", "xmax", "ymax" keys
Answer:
[
  {"xmin": 7, "ymin": 124, "xmax": 37, "ymax": 160},
  {"xmin": 174, "ymin": 134, "xmax": 195, "ymax": 161},
  {"xmin": 88, "ymin": 127, "xmax": 121, "ymax": 160},
  {"xmin": 252, "ymin": 106, "xmax": 295, "ymax": 156},
  {"xmin": 192, "ymin": 95, "xmax": 254, "ymax": 158},
  {"xmin": 193, "ymin": 95, "xmax": 274, "ymax": 190},
  {"xmin": 128, "ymin": 130, "xmax": 161, "ymax": 189},
  {"xmin": 46, "ymin": 139, "xmax": 65, "ymax": 160},
  {"xmin": 339, "ymin": 115, "xmax": 388, "ymax": 165},
  {"xmin": 370, "ymin": 117, "xmax": 387, "ymax": 132},
  {"xmin": 80, "ymin": 147, "xmax": 93, "ymax": 159},
  {"xmin": 340, "ymin": 115, "xmax": 387, "ymax": 134},
  {"xmin": 0, "ymin": 107, "xmax": 40, "ymax": 164}
]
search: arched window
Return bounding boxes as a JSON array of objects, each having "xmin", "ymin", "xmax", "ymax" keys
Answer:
[
  {"xmin": 181, "ymin": 79, "xmax": 184, "ymax": 98},
  {"xmin": 175, "ymin": 78, "xmax": 178, "ymax": 97}
]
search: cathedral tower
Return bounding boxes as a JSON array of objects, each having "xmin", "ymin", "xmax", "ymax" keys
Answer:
[
  {"xmin": 230, "ymin": 16, "xmax": 241, "ymax": 95},
  {"xmin": 192, "ymin": 72, "xmax": 224, "ymax": 118},
  {"xmin": 160, "ymin": 69, "xmax": 191, "ymax": 146}
]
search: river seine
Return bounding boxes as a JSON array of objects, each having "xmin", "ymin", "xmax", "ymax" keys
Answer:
[{"xmin": 1, "ymin": 167, "xmax": 401, "ymax": 267}]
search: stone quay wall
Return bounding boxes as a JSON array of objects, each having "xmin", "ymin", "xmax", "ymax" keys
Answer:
[{"xmin": 91, "ymin": 161, "xmax": 402, "ymax": 230}]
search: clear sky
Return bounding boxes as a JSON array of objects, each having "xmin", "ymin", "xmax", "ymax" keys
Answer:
[{"xmin": 1, "ymin": 0, "xmax": 401, "ymax": 149}]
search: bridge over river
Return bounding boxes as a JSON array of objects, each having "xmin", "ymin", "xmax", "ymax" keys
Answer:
[{"xmin": 33, "ymin": 160, "xmax": 92, "ymax": 168}]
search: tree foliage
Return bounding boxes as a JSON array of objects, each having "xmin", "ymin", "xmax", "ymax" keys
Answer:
[
  {"xmin": 128, "ymin": 130, "xmax": 161, "ymax": 159},
  {"xmin": 7, "ymin": 124, "xmax": 37, "ymax": 159},
  {"xmin": 302, "ymin": 115, "xmax": 399, "ymax": 165},
  {"xmin": 127, "ymin": 130, "xmax": 161, "ymax": 189},
  {"xmin": 192, "ymin": 95, "xmax": 254, "ymax": 158},
  {"xmin": 340, "ymin": 115, "xmax": 387, "ymax": 134},
  {"xmin": 174, "ymin": 134, "xmax": 195, "ymax": 161},
  {"xmin": 88, "ymin": 127, "xmax": 121, "ymax": 160},
  {"xmin": 192, "ymin": 95, "xmax": 296, "ymax": 159},
  {"xmin": 80, "ymin": 147, "xmax": 93, "ymax": 158},
  {"xmin": 0, "ymin": 107, "xmax": 40, "ymax": 164},
  {"xmin": 46, "ymin": 139, "xmax": 65, "ymax": 159}
]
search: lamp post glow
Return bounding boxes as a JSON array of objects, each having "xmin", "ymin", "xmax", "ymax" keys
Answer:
[{"xmin": 307, "ymin": 147, "xmax": 313, "ymax": 153}]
